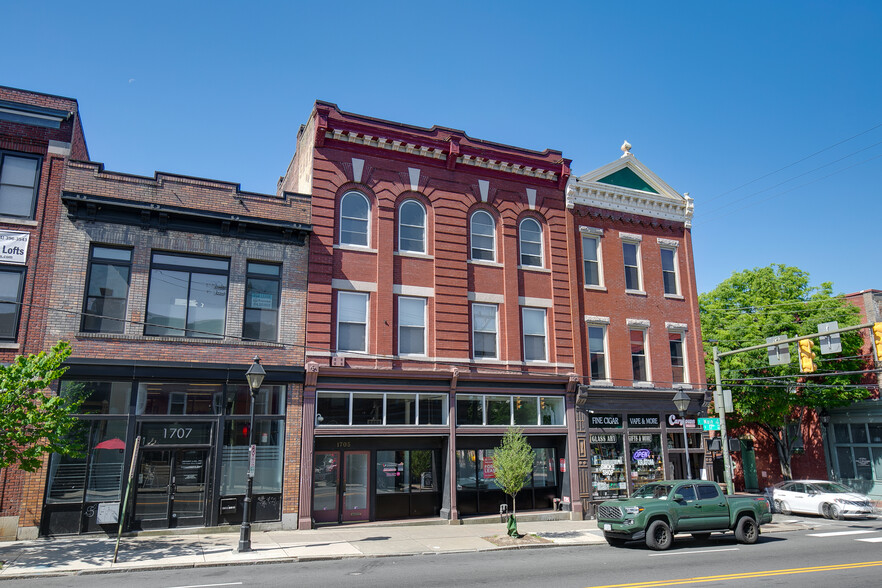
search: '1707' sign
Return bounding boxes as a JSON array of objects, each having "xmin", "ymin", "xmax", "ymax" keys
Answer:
[{"xmin": 140, "ymin": 422, "xmax": 212, "ymax": 445}]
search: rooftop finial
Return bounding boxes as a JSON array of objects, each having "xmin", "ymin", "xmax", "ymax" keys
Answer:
[{"xmin": 620, "ymin": 140, "xmax": 632, "ymax": 158}]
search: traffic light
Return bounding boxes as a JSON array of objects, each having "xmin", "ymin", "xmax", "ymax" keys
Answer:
[
  {"xmin": 873, "ymin": 322, "xmax": 882, "ymax": 363},
  {"xmin": 797, "ymin": 339, "xmax": 817, "ymax": 373}
]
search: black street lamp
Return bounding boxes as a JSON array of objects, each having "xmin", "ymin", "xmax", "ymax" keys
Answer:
[
  {"xmin": 672, "ymin": 390, "xmax": 692, "ymax": 480},
  {"xmin": 238, "ymin": 356, "xmax": 266, "ymax": 553}
]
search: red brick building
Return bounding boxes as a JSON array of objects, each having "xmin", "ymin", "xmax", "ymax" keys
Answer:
[
  {"xmin": 0, "ymin": 87, "xmax": 88, "ymax": 540},
  {"xmin": 566, "ymin": 144, "xmax": 707, "ymax": 513}
]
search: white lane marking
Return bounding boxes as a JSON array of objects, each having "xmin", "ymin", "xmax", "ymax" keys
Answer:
[
  {"xmin": 648, "ymin": 548, "xmax": 740, "ymax": 557},
  {"xmin": 167, "ymin": 583, "xmax": 244, "ymax": 588},
  {"xmin": 807, "ymin": 530, "xmax": 876, "ymax": 537},
  {"xmin": 856, "ymin": 537, "xmax": 882, "ymax": 542}
]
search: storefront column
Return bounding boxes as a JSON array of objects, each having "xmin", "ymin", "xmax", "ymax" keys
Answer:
[
  {"xmin": 442, "ymin": 370, "xmax": 458, "ymax": 520},
  {"xmin": 564, "ymin": 383, "xmax": 582, "ymax": 518},
  {"xmin": 298, "ymin": 363, "xmax": 319, "ymax": 529}
]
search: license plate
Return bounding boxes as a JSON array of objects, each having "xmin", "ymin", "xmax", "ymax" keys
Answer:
[{"xmin": 603, "ymin": 523, "xmax": 611, "ymax": 531}]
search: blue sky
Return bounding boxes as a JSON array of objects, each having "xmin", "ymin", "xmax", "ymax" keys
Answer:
[{"xmin": 4, "ymin": 1, "xmax": 880, "ymax": 296}]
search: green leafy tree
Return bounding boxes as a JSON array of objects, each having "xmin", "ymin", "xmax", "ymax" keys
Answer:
[
  {"xmin": 492, "ymin": 427, "xmax": 534, "ymax": 537},
  {"xmin": 700, "ymin": 265, "xmax": 868, "ymax": 479},
  {"xmin": 0, "ymin": 341, "xmax": 84, "ymax": 472}
]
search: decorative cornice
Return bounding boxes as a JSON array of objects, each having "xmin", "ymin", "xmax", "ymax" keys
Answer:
[{"xmin": 567, "ymin": 180, "xmax": 693, "ymax": 227}]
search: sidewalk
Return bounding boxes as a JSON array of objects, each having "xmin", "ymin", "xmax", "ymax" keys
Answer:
[{"xmin": 0, "ymin": 515, "xmax": 817, "ymax": 579}]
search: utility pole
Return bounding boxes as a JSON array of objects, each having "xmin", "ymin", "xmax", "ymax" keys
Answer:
[{"xmin": 712, "ymin": 346, "xmax": 735, "ymax": 495}]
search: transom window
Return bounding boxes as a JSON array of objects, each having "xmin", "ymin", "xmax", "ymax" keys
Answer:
[
  {"xmin": 82, "ymin": 245, "xmax": 132, "ymax": 333},
  {"xmin": 316, "ymin": 392, "xmax": 448, "ymax": 426},
  {"xmin": 519, "ymin": 217, "xmax": 543, "ymax": 267},
  {"xmin": 472, "ymin": 303, "xmax": 498, "ymax": 359},
  {"xmin": 456, "ymin": 394, "xmax": 564, "ymax": 426},
  {"xmin": 398, "ymin": 296, "xmax": 426, "ymax": 356},
  {"xmin": 337, "ymin": 291, "xmax": 368, "ymax": 352},
  {"xmin": 340, "ymin": 191, "xmax": 370, "ymax": 246},
  {"xmin": 144, "ymin": 253, "xmax": 229, "ymax": 338},
  {"xmin": 0, "ymin": 152, "xmax": 40, "ymax": 219},
  {"xmin": 470, "ymin": 210, "xmax": 496, "ymax": 261},
  {"xmin": 398, "ymin": 200, "xmax": 426, "ymax": 253},
  {"xmin": 243, "ymin": 261, "xmax": 281, "ymax": 342}
]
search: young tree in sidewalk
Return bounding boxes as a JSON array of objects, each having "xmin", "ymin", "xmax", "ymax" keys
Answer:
[
  {"xmin": 699, "ymin": 265, "xmax": 868, "ymax": 480},
  {"xmin": 0, "ymin": 341, "xmax": 84, "ymax": 472},
  {"xmin": 493, "ymin": 427, "xmax": 534, "ymax": 537}
]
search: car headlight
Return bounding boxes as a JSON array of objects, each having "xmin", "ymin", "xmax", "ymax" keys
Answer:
[
  {"xmin": 834, "ymin": 498, "xmax": 847, "ymax": 504},
  {"xmin": 624, "ymin": 506, "xmax": 644, "ymax": 515}
]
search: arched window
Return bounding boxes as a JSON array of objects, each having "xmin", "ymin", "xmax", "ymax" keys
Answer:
[
  {"xmin": 398, "ymin": 200, "xmax": 426, "ymax": 253},
  {"xmin": 470, "ymin": 210, "xmax": 495, "ymax": 261},
  {"xmin": 519, "ymin": 218, "xmax": 543, "ymax": 267},
  {"xmin": 340, "ymin": 191, "xmax": 370, "ymax": 246}
]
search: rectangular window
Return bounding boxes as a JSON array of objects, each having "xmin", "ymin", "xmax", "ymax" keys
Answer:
[
  {"xmin": 337, "ymin": 291, "xmax": 368, "ymax": 352},
  {"xmin": 456, "ymin": 395, "xmax": 484, "ymax": 425},
  {"xmin": 661, "ymin": 248, "xmax": 678, "ymax": 295},
  {"xmin": 582, "ymin": 235, "xmax": 602, "ymax": 287},
  {"xmin": 630, "ymin": 329, "xmax": 648, "ymax": 382},
  {"xmin": 457, "ymin": 394, "xmax": 565, "ymax": 427},
  {"xmin": 669, "ymin": 332, "xmax": 686, "ymax": 384},
  {"xmin": 472, "ymin": 303, "xmax": 498, "ymax": 359},
  {"xmin": 316, "ymin": 392, "xmax": 448, "ymax": 426},
  {"xmin": 522, "ymin": 307, "xmax": 547, "ymax": 362},
  {"xmin": 82, "ymin": 245, "xmax": 132, "ymax": 333},
  {"xmin": 588, "ymin": 325, "xmax": 607, "ymax": 381},
  {"xmin": 145, "ymin": 253, "xmax": 229, "ymax": 338},
  {"xmin": 0, "ymin": 266, "xmax": 25, "ymax": 340},
  {"xmin": 622, "ymin": 241, "xmax": 641, "ymax": 291},
  {"xmin": 398, "ymin": 296, "xmax": 426, "ymax": 355},
  {"xmin": 221, "ymin": 419, "xmax": 283, "ymax": 494},
  {"xmin": 243, "ymin": 261, "xmax": 280, "ymax": 342},
  {"xmin": 0, "ymin": 152, "xmax": 40, "ymax": 219}
]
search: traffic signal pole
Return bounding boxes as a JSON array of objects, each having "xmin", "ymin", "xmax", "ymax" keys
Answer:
[{"xmin": 711, "ymin": 321, "xmax": 876, "ymax": 497}]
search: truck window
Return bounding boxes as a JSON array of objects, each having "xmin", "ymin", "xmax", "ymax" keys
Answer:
[
  {"xmin": 697, "ymin": 484, "xmax": 719, "ymax": 499},
  {"xmin": 677, "ymin": 485, "xmax": 696, "ymax": 501}
]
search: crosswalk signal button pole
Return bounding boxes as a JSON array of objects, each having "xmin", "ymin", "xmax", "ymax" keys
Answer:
[{"xmin": 798, "ymin": 339, "xmax": 817, "ymax": 373}]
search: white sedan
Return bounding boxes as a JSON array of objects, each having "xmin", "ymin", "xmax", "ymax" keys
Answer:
[{"xmin": 771, "ymin": 480, "xmax": 876, "ymax": 519}]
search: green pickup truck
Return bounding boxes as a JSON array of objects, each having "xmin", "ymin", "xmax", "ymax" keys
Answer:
[{"xmin": 596, "ymin": 480, "xmax": 772, "ymax": 550}]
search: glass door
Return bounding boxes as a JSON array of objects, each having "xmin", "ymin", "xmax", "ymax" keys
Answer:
[
  {"xmin": 313, "ymin": 451, "xmax": 340, "ymax": 523},
  {"xmin": 342, "ymin": 451, "xmax": 369, "ymax": 522},
  {"xmin": 134, "ymin": 448, "xmax": 208, "ymax": 529},
  {"xmin": 172, "ymin": 449, "xmax": 208, "ymax": 527}
]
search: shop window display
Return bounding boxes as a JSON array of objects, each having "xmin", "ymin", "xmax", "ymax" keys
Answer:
[
  {"xmin": 590, "ymin": 434, "xmax": 626, "ymax": 499},
  {"xmin": 628, "ymin": 433, "xmax": 664, "ymax": 492}
]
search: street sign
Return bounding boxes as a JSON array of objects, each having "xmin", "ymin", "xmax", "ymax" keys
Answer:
[
  {"xmin": 248, "ymin": 444, "xmax": 257, "ymax": 477},
  {"xmin": 767, "ymin": 335, "xmax": 790, "ymax": 366},
  {"xmin": 818, "ymin": 321, "xmax": 842, "ymax": 354},
  {"xmin": 697, "ymin": 417, "xmax": 721, "ymax": 431}
]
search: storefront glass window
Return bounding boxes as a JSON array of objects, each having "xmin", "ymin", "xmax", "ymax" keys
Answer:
[
  {"xmin": 61, "ymin": 381, "xmax": 131, "ymax": 414},
  {"xmin": 851, "ymin": 424, "xmax": 869, "ymax": 444},
  {"xmin": 540, "ymin": 397, "xmax": 564, "ymax": 425},
  {"xmin": 386, "ymin": 394, "xmax": 416, "ymax": 425},
  {"xmin": 870, "ymin": 424, "xmax": 882, "ymax": 444},
  {"xmin": 666, "ymin": 432, "xmax": 703, "ymax": 449},
  {"xmin": 486, "ymin": 396, "xmax": 511, "ymax": 425},
  {"xmin": 85, "ymin": 420, "xmax": 128, "ymax": 502},
  {"xmin": 532, "ymin": 448, "xmax": 557, "ymax": 487},
  {"xmin": 136, "ymin": 382, "xmax": 222, "ymax": 415},
  {"xmin": 590, "ymin": 434, "xmax": 626, "ymax": 499},
  {"xmin": 873, "ymin": 447, "xmax": 882, "ymax": 480},
  {"xmin": 456, "ymin": 394, "xmax": 565, "ymax": 427},
  {"xmin": 457, "ymin": 395, "xmax": 483, "ymax": 425},
  {"xmin": 226, "ymin": 385, "xmax": 284, "ymax": 415},
  {"xmin": 45, "ymin": 424, "xmax": 90, "ymax": 504},
  {"xmin": 220, "ymin": 420, "xmax": 283, "ymax": 494},
  {"xmin": 513, "ymin": 396, "xmax": 537, "ymax": 425},
  {"xmin": 833, "ymin": 423, "xmax": 850, "ymax": 444},
  {"xmin": 419, "ymin": 394, "xmax": 446, "ymax": 425},
  {"xmin": 629, "ymin": 433, "xmax": 663, "ymax": 492},
  {"xmin": 352, "ymin": 394, "xmax": 384, "ymax": 425},
  {"xmin": 316, "ymin": 393, "xmax": 349, "ymax": 425},
  {"xmin": 836, "ymin": 446, "xmax": 856, "ymax": 479}
]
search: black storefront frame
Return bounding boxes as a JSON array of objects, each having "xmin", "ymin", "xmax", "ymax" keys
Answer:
[{"xmin": 40, "ymin": 362, "xmax": 301, "ymax": 536}]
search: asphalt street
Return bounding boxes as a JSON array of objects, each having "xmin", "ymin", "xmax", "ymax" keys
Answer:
[{"xmin": 4, "ymin": 515, "xmax": 880, "ymax": 588}]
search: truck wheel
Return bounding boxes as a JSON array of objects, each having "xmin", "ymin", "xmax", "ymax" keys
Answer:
[
  {"xmin": 605, "ymin": 535, "xmax": 627, "ymax": 547},
  {"xmin": 735, "ymin": 517, "xmax": 758, "ymax": 544},
  {"xmin": 646, "ymin": 520, "xmax": 673, "ymax": 551},
  {"xmin": 691, "ymin": 532, "xmax": 711, "ymax": 541}
]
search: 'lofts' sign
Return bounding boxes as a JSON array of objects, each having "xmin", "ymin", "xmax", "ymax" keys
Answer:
[{"xmin": 0, "ymin": 231, "xmax": 29, "ymax": 265}]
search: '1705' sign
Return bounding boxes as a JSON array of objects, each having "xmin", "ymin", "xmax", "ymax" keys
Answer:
[{"xmin": 140, "ymin": 422, "xmax": 212, "ymax": 445}]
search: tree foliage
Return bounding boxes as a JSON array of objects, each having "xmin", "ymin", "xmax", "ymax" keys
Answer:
[
  {"xmin": 0, "ymin": 341, "xmax": 84, "ymax": 472},
  {"xmin": 493, "ymin": 427, "xmax": 534, "ymax": 536},
  {"xmin": 699, "ymin": 265, "xmax": 868, "ymax": 479}
]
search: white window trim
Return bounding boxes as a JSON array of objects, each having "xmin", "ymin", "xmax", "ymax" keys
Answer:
[
  {"xmin": 336, "ymin": 291, "xmax": 369, "ymax": 353},
  {"xmin": 339, "ymin": 191, "xmax": 371, "ymax": 247},
  {"xmin": 398, "ymin": 295, "xmax": 427, "ymax": 357},
  {"xmin": 472, "ymin": 302, "xmax": 499, "ymax": 360},
  {"xmin": 659, "ymin": 243, "xmax": 681, "ymax": 297},
  {"xmin": 629, "ymin": 327, "xmax": 651, "ymax": 385},
  {"xmin": 621, "ymin": 236, "xmax": 645, "ymax": 294},
  {"xmin": 398, "ymin": 199, "xmax": 427, "ymax": 254},
  {"xmin": 667, "ymin": 327, "xmax": 690, "ymax": 388},
  {"xmin": 581, "ymin": 232, "xmax": 604, "ymax": 289},
  {"xmin": 469, "ymin": 210, "xmax": 496, "ymax": 262},
  {"xmin": 521, "ymin": 307, "xmax": 548, "ymax": 363},
  {"xmin": 586, "ymin": 322, "xmax": 611, "ymax": 385},
  {"xmin": 518, "ymin": 217, "xmax": 544, "ymax": 268}
]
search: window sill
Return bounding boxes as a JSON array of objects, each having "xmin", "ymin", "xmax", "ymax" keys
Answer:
[
  {"xmin": 673, "ymin": 383, "xmax": 693, "ymax": 389},
  {"xmin": 518, "ymin": 265, "xmax": 551, "ymax": 274},
  {"xmin": 584, "ymin": 285, "xmax": 607, "ymax": 292},
  {"xmin": 589, "ymin": 379, "xmax": 614, "ymax": 387},
  {"xmin": 0, "ymin": 217, "xmax": 38, "ymax": 227},
  {"xmin": 664, "ymin": 293, "xmax": 685, "ymax": 300},
  {"xmin": 633, "ymin": 381, "xmax": 654, "ymax": 388},
  {"xmin": 0, "ymin": 341, "xmax": 20, "ymax": 349},
  {"xmin": 395, "ymin": 251, "xmax": 434, "ymax": 260},
  {"xmin": 468, "ymin": 259, "xmax": 502, "ymax": 268},
  {"xmin": 625, "ymin": 289, "xmax": 647, "ymax": 297},
  {"xmin": 471, "ymin": 357, "xmax": 504, "ymax": 364},
  {"xmin": 334, "ymin": 244, "xmax": 378, "ymax": 254}
]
